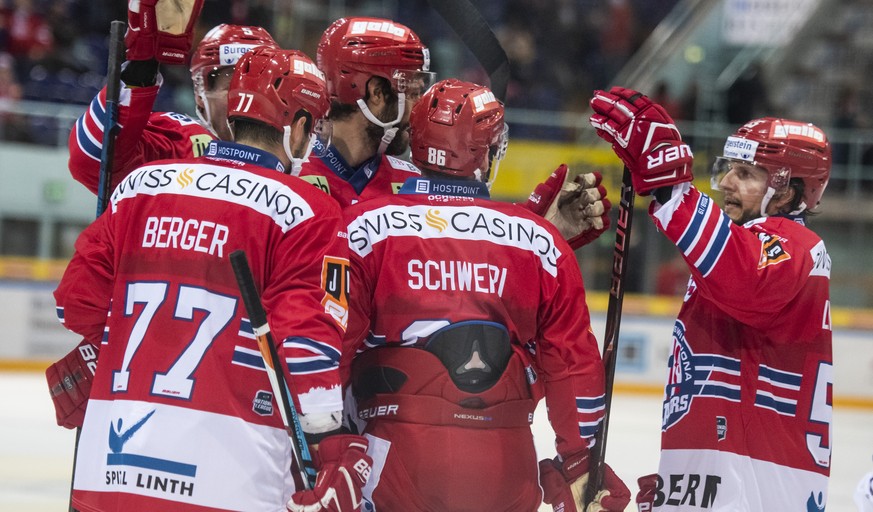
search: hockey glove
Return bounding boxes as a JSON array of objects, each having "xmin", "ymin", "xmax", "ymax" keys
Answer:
[
  {"xmin": 539, "ymin": 447, "xmax": 631, "ymax": 512},
  {"xmin": 522, "ymin": 164, "xmax": 611, "ymax": 250},
  {"xmin": 125, "ymin": 0, "xmax": 205, "ymax": 64},
  {"xmin": 636, "ymin": 473, "xmax": 658, "ymax": 512},
  {"xmin": 46, "ymin": 339, "xmax": 99, "ymax": 429},
  {"xmin": 589, "ymin": 87, "xmax": 693, "ymax": 195},
  {"xmin": 286, "ymin": 435, "xmax": 372, "ymax": 512}
]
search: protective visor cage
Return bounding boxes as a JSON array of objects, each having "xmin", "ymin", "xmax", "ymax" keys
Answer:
[
  {"xmin": 711, "ymin": 157, "xmax": 791, "ymax": 194},
  {"xmin": 485, "ymin": 123, "xmax": 510, "ymax": 189},
  {"xmin": 392, "ymin": 69, "xmax": 437, "ymax": 100}
]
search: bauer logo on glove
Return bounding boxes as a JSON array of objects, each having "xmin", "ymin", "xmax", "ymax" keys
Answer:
[{"xmin": 589, "ymin": 87, "xmax": 694, "ymax": 195}]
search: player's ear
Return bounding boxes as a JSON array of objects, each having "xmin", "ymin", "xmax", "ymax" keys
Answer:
[
  {"xmin": 290, "ymin": 115, "xmax": 311, "ymax": 157},
  {"xmin": 365, "ymin": 77, "xmax": 387, "ymax": 109}
]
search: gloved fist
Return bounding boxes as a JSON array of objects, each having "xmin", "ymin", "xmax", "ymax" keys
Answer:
[
  {"xmin": 522, "ymin": 164, "xmax": 611, "ymax": 250},
  {"xmin": 539, "ymin": 447, "xmax": 630, "ymax": 512},
  {"xmin": 125, "ymin": 0, "xmax": 205, "ymax": 64},
  {"xmin": 589, "ymin": 87, "xmax": 693, "ymax": 195},
  {"xmin": 46, "ymin": 339, "xmax": 99, "ymax": 429},
  {"xmin": 287, "ymin": 435, "xmax": 372, "ymax": 512},
  {"xmin": 636, "ymin": 473, "xmax": 658, "ymax": 512}
]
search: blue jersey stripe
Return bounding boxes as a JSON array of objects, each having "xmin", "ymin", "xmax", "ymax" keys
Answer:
[
  {"xmin": 677, "ymin": 194, "xmax": 709, "ymax": 253},
  {"xmin": 696, "ymin": 212, "xmax": 731, "ymax": 276}
]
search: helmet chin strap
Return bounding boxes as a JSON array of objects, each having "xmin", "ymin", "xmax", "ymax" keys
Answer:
[
  {"xmin": 760, "ymin": 186, "xmax": 776, "ymax": 218},
  {"xmin": 283, "ymin": 126, "xmax": 316, "ymax": 176},
  {"xmin": 194, "ymin": 88, "xmax": 220, "ymax": 137},
  {"xmin": 356, "ymin": 92, "xmax": 406, "ymax": 154}
]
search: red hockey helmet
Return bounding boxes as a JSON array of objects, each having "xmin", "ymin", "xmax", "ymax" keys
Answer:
[
  {"xmin": 228, "ymin": 47, "xmax": 330, "ymax": 132},
  {"xmin": 190, "ymin": 24, "xmax": 278, "ymax": 89},
  {"xmin": 716, "ymin": 117, "xmax": 831, "ymax": 210},
  {"xmin": 317, "ymin": 17, "xmax": 434, "ymax": 104},
  {"xmin": 409, "ymin": 78, "xmax": 507, "ymax": 181}
]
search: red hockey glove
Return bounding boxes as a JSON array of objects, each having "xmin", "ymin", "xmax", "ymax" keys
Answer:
[
  {"xmin": 522, "ymin": 164, "xmax": 611, "ymax": 250},
  {"xmin": 125, "ymin": 0, "xmax": 205, "ymax": 64},
  {"xmin": 286, "ymin": 435, "xmax": 372, "ymax": 512},
  {"xmin": 539, "ymin": 447, "xmax": 630, "ymax": 512},
  {"xmin": 636, "ymin": 473, "xmax": 658, "ymax": 511},
  {"xmin": 46, "ymin": 339, "xmax": 99, "ymax": 429},
  {"xmin": 589, "ymin": 87, "xmax": 693, "ymax": 195}
]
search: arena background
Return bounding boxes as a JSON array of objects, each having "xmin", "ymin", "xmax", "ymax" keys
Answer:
[{"xmin": 0, "ymin": 0, "xmax": 871, "ymax": 510}]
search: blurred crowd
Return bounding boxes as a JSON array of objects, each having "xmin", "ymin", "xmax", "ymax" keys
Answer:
[{"xmin": 0, "ymin": 0, "xmax": 678, "ymax": 144}]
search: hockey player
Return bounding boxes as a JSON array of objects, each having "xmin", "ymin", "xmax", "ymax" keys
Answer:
[
  {"xmin": 342, "ymin": 78, "xmax": 630, "ymax": 511},
  {"xmin": 589, "ymin": 87, "xmax": 833, "ymax": 511},
  {"xmin": 306, "ymin": 16, "xmax": 611, "ymax": 250},
  {"xmin": 53, "ymin": 47, "xmax": 371, "ymax": 511},
  {"xmin": 49, "ymin": 7, "xmax": 280, "ymax": 429},
  {"xmin": 67, "ymin": 0, "xmax": 279, "ymax": 195},
  {"xmin": 295, "ymin": 16, "xmax": 435, "ymax": 207}
]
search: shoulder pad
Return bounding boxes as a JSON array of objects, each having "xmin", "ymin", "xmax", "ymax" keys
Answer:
[{"xmin": 384, "ymin": 155, "xmax": 422, "ymax": 175}]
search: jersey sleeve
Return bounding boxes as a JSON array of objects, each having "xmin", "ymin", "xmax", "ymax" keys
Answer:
[
  {"xmin": 261, "ymin": 198, "xmax": 349, "ymax": 416},
  {"xmin": 68, "ymin": 78, "xmax": 214, "ymax": 194},
  {"xmin": 650, "ymin": 183, "xmax": 817, "ymax": 330},
  {"xmin": 53, "ymin": 211, "xmax": 114, "ymax": 345},
  {"xmin": 535, "ymin": 238, "xmax": 606, "ymax": 458}
]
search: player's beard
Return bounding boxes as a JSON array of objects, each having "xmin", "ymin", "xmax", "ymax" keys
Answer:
[{"xmin": 365, "ymin": 99, "xmax": 410, "ymax": 156}]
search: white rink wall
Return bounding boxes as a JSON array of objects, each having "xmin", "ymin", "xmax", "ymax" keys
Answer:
[
  {"xmin": 3, "ymin": 280, "xmax": 871, "ymax": 406},
  {"xmin": 0, "ymin": 282, "xmax": 871, "ymax": 510}
]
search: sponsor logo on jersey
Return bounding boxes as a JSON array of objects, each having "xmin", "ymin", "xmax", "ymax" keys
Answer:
[
  {"xmin": 348, "ymin": 20, "xmax": 407, "ymax": 41},
  {"xmin": 648, "ymin": 473, "xmax": 721, "ymax": 508},
  {"xmin": 321, "ymin": 256, "xmax": 349, "ymax": 329},
  {"xmin": 807, "ymin": 491, "xmax": 826, "ymax": 512},
  {"xmin": 662, "ymin": 321, "xmax": 741, "ymax": 430},
  {"xmin": 176, "ymin": 168, "xmax": 195, "ymax": 188},
  {"xmin": 716, "ymin": 416, "xmax": 727, "ymax": 441},
  {"xmin": 471, "ymin": 89, "xmax": 498, "ymax": 113},
  {"xmin": 112, "ymin": 164, "xmax": 315, "ymax": 232},
  {"xmin": 105, "ymin": 410, "xmax": 197, "ymax": 497},
  {"xmin": 723, "ymin": 136, "xmax": 758, "ymax": 161},
  {"xmin": 252, "ymin": 390, "xmax": 274, "ymax": 416},
  {"xmin": 190, "ymin": 134, "xmax": 213, "ymax": 158},
  {"xmin": 771, "ymin": 121, "xmax": 826, "ymax": 144},
  {"xmin": 757, "ymin": 232, "xmax": 791, "ymax": 269},
  {"xmin": 162, "ymin": 111, "xmax": 198, "ymax": 126},
  {"xmin": 809, "ymin": 239, "xmax": 831, "ymax": 278},
  {"xmin": 302, "ymin": 174, "xmax": 330, "ymax": 194},
  {"xmin": 425, "ymin": 209, "xmax": 447, "ymax": 232},
  {"xmin": 348, "ymin": 205, "xmax": 561, "ymax": 276}
]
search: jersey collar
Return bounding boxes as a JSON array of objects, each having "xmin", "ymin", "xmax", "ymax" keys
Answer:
[
  {"xmin": 398, "ymin": 177, "xmax": 490, "ymax": 199},
  {"xmin": 203, "ymin": 140, "xmax": 286, "ymax": 173},
  {"xmin": 315, "ymin": 140, "xmax": 382, "ymax": 195}
]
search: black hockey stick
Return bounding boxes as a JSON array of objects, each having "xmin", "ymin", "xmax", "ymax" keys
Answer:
[
  {"xmin": 96, "ymin": 20, "xmax": 126, "ymax": 217},
  {"xmin": 68, "ymin": 21, "xmax": 126, "ymax": 512},
  {"xmin": 426, "ymin": 0, "xmax": 510, "ymax": 102},
  {"xmin": 230, "ymin": 250, "xmax": 316, "ymax": 490},
  {"xmin": 585, "ymin": 166, "xmax": 635, "ymax": 505}
]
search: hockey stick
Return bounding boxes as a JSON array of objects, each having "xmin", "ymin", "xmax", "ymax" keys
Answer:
[
  {"xmin": 67, "ymin": 20, "xmax": 126, "ymax": 512},
  {"xmin": 96, "ymin": 20, "xmax": 126, "ymax": 217},
  {"xmin": 230, "ymin": 250, "xmax": 317, "ymax": 490},
  {"xmin": 426, "ymin": 0, "xmax": 510, "ymax": 102},
  {"xmin": 584, "ymin": 166, "xmax": 635, "ymax": 505}
]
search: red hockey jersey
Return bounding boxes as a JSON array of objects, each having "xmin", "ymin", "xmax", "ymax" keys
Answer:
[
  {"xmin": 342, "ymin": 178, "xmax": 605, "ymax": 510},
  {"xmin": 649, "ymin": 183, "xmax": 832, "ymax": 511},
  {"xmin": 55, "ymin": 141, "xmax": 348, "ymax": 511},
  {"xmin": 298, "ymin": 141, "xmax": 421, "ymax": 208},
  {"xmin": 68, "ymin": 80, "xmax": 215, "ymax": 194}
]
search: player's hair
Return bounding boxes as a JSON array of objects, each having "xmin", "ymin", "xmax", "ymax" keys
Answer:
[{"xmin": 233, "ymin": 112, "xmax": 312, "ymax": 148}]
